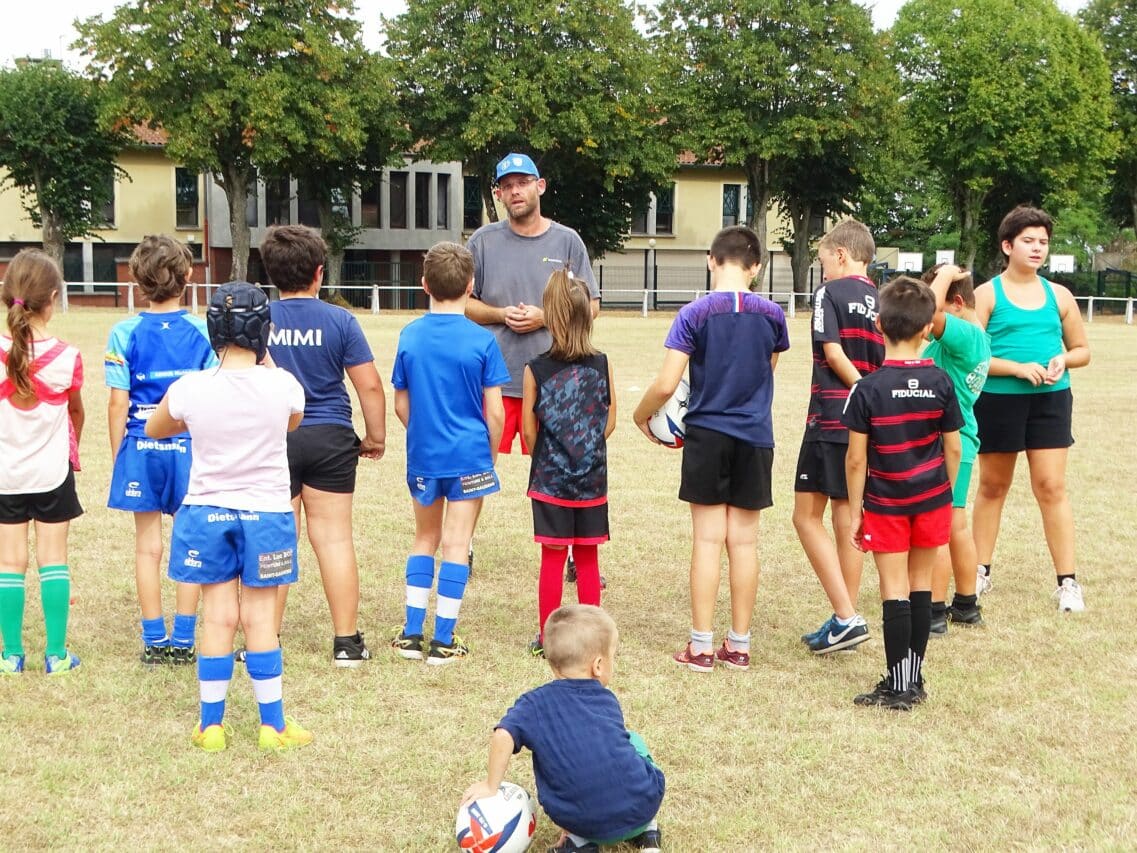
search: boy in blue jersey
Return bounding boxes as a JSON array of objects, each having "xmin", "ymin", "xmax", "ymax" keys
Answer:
[
  {"xmin": 261, "ymin": 225, "xmax": 386, "ymax": 667},
  {"xmin": 390, "ymin": 242, "xmax": 508, "ymax": 665},
  {"xmin": 634, "ymin": 226, "xmax": 789, "ymax": 673},
  {"xmin": 106, "ymin": 235, "xmax": 217, "ymax": 665},
  {"xmin": 844, "ymin": 277, "xmax": 963, "ymax": 710},
  {"xmin": 463, "ymin": 605, "xmax": 664, "ymax": 853}
]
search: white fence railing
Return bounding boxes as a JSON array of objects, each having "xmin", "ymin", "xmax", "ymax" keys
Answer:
[{"xmin": 62, "ymin": 282, "xmax": 1135, "ymax": 324}]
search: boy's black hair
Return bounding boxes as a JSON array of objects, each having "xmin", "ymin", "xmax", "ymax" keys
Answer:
[
  {"xmin": 259, "ymin": 225, "xmax": 327, "ymax": 293},
  {"xmin": 879, "ymin": 276, "xmax": 935, "ymax": 342},
  {"xmin": 709, "ymin": 225, "xmax": 763, "ymax": 269},
  {"xmin": 997, "ymin": 205, "xmax": 1053, "ymax": 248}
]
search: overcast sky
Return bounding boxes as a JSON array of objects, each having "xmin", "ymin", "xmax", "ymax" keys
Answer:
[{"xmin": 1, "ymin": 0, "xmax": 1090, "ymax": 69}]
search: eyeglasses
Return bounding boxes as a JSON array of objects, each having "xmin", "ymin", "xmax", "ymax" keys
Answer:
[{"xmin": 496, "ymin": 176, "xmax": 537, "ymax": 191}]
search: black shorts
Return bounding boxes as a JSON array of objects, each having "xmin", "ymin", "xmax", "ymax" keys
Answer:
[
  {"xmin": 0, "ymin": 468, "xmax": 84, "ymax": 524},
  {"xmin": 679, "ymin": 425, "xmax": 773, "ymax": 511},
  {"xmin": 532, "ymin": 498, "xmax": 609, "ymax": 546},
  {"xmin": 975, "ymin": 389, "xmax": 1073, "ymax": 453},
  {"xmin": 794, "ymin": 438, "xmax": 848, "ymax": 499},
  {"xmin": 287, "ymin": 423, "xmax": 360, "ymax": 497}
]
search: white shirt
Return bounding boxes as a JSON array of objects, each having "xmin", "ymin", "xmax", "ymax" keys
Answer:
[
  {"xmin": 0, "ymin": 336, "xmax": 83, "ymax": 494},
  {"xmin": 166, "ymin": 366, "xmax": 304, "ymax": 512}
]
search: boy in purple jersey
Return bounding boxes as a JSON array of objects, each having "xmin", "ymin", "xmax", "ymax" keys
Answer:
[
  {"xmin": 794, "ymin": 219, "xmax": 885, "ymax": 655},
  {"xmin": 634, "ymin": 226, "xmax": 789, "ymax": 673},
  {"xmin": 843, "ymin": 277, "xmax": 963, "ymax": 710}
]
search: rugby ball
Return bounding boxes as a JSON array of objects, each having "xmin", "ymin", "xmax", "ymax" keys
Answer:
[
  {"xmin": 648, "ymin": 378, "xmax": 689, "ymax": 448},
  {"xmin": 455, "ymin": 781, "xmax": 535, "ymax": 852}
]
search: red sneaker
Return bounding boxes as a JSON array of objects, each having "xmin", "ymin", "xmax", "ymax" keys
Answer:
[
  {"xmin": 672, "ymin": 642, "xmax": 714, "ymax": 673},
  {"xmin": 715, "ymin": 641, "xmax": 750, "ymax": 671}
]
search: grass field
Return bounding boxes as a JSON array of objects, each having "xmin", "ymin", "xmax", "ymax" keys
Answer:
[{"xmin": 2, "ymin": 308, "xmax": 1135, "ymax": 851}]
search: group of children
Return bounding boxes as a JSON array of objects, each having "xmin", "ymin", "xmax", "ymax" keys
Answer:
[{"xmin": 0, "ymin": 201, "xmax": 1088, "ymax": 850}]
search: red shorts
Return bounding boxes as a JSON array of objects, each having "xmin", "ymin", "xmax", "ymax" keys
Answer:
[
  {"xmin": 498, "ymin": 396, "xmax": 530, "ymax": 455},
  {"xmin": 861, "ymin": 504, "xmax": 951, "ymax": 553}
]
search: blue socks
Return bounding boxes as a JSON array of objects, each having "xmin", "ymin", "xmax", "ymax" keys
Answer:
[
  {"xmin": 245, "ymin": 648, "xmax": 285, "ymax": 731},
  {"xmin": 198, "ymin": 654, "xmax": 234, "ymax": 728},
  {"xmin": 141, "ymin": 616, "xmax": 168, "ymax": 646},
  {"xmin": 433, "ymin": 561, "xmax": 469, "ymax": 645},
  {"xmin": 404, "ymin": 555, "xmax": 435, "ymax": 637},
  {"xmin": 171, "ymin": 614, "xmax": 197, "ymax": 649}
]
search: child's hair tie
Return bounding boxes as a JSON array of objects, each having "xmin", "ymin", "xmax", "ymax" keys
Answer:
[{"xmin": 12, "ymin": 298, "xmax": 24, "ymax": 306}]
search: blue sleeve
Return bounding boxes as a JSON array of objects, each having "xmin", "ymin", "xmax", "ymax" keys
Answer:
[
  {"xmin": 104, "ymin": 318, "xmax": 136, "ymax": 390},
  {"xmin": 483, "ymin": 336, "xmax": 511, "ymax": 388},
  {"xmin": 391, "ymin": 346, "xmax": 408, "ymax": 390},
  {"xmin": 662, "ymin": 307, "xmax": 695, "ymax": 354},
  {"xmin": 188, "ymin": 315, "xmax": 220, "ymax": 369},
  {"xmin": 496, "ymin": 694, "xmax": 531, "ymax": 754},
  {"xmin": 772, "ymin": 307, "xmax": 791, "ymax": 353},
  {"xmin": 340, "ymin": 312, "xmax": 374, "ymax": 368},
  {"xmin": 841, "ymin": 381, "xmax": 870, "ymax": 433}
]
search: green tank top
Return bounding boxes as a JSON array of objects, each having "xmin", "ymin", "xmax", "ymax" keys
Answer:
[{"xmin": 983, "ymin": 275, "xmax": 1070, "ymax": 395}]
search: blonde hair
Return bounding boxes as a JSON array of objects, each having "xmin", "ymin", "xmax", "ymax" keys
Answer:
[
  {"xmin": 3, "ymin": 249, "xmax": 62, "ymax": 398},
  {"xmin": 543, "ymin": 605, "xmax": 618, "ymax": 673},
  {"xmin": 818, "ymin": 218, "xmax": 876, "ymax": 264},
  {"xmin": 543, "ymin": 269, "xmax": 596, "ymax": 362},
  {"xmin": 129, "ymin": 235, "xmax": 193, "ymax": 302}
]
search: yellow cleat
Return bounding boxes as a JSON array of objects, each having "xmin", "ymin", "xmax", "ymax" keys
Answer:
[
  {"xmin": 191, "ymin": 723, "xmax": 230, "ymax": 753},
  {"xmin": 258, "ymin": 715, "xmax": 313, "ymax": 752}
]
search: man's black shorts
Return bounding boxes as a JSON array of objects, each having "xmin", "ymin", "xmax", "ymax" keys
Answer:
[{"xmin": 287, "ymin": 423, "xmax": 360, "ymax": 497}]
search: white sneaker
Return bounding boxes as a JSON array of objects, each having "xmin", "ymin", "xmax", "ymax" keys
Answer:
[
  {"xmin": 1054, "ymin": 578, "xmax": 1085, "ymax": 613},
  {"xmin": 976, "ymin": 565, "xmax": 992, "ymax": 596}
]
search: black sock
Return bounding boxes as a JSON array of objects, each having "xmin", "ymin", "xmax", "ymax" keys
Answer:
[
  {"xmin": 980, "ymin": 563, "xmax": 991, "ymax": 577},
  {"xmin": 882, "ymin": 599, "xmax": 912, "ymax": 691},
  {"xmin": 931, "ymin": 600, "xmax": 947, "ymax": 615},
  {"xmin": 909, "ymin": 591, "xmax": 932, "ymax": 687},
  {"xmin": 1057, "ymin": 573, "xmax": 1076, "ymax": 586},
  {"xmin": 951, "ymin": 593, "xmax": 978, "ymax": 610}
]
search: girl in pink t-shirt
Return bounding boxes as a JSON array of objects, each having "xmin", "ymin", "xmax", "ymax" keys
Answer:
[{"xmin": 0, "ymin": 249, "xmax": 85, "ymax": 675}]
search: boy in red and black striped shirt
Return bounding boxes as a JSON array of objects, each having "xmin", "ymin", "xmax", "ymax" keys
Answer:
[{"xmin": 843, "ymin": 277, "xmax": 963, "ymax": 710}]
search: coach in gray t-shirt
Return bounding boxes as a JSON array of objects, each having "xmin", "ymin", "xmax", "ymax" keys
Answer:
[{"xmin": 466, "ymin": 152, "xmax": 599, "ymax": 452}]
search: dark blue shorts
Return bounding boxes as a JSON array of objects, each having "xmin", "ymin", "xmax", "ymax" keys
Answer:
[
  {"xmin": 108, "ymin": 436, "xmax": 192, "ymax": 515},
  {"xmin": 168, "ymin": 504, "xmax": 298, "ymax": 587}
]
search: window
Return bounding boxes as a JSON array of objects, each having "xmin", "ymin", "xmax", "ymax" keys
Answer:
[
  {"xmin": 361, "ymin": 175, "xmax": 382, "ymax": 228},
  {"xmin": 297, "ymin": 180, "xmax": 320, "ymax": 227},
  {"xmin": 722, "ymin": 184, "xmax": 741, "ymax": 227},
  {"xmin": 656, "ymin": 184, "xmax": 675, "ymax": 234},
  {"xmin": 92, "ymin": 243, "xmax": 117, "ymax": 282},
  {"xmin": 436, "ymin": 174, "xmax": 450, "ymax": 229},
  {"xmin": 389, "ymin": 171, "xmax": 408, "ymax": 229},
  {"xmin": 63, "ymin": 244, "xmax": 83, "ymax": 282},
  {"xmin": 175, "ymin": 168, "xmax": 199, "ymax": 228},
  {"xmin": 415, "ymin": 172, "xmax": 431, "ymax": 229},
  {"xmin": 266, "ymin": 176, "xmax": 290, "ymax": 226},
  {"xmin": 463, "ymin": 176, "xmax": 482, "ymax": 230},
  {"xmin": 630, "ymin": 201, "xmax": 648, "ymax": 235}
]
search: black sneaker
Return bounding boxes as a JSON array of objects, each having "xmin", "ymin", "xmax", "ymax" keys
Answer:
[
  {"xmin": 947, "ymin": 603, "xmax": 984, "ymax": 625},
  {"xmin": 630, "ymin": 827, "xmax": 662, "ymax": 851},
  {"xmin": 332, "ymin": 631, "xmax": 371, "ymax": 668},
  {"xmin": 854, "ymin": 676, "xmax": 913, "ymax": 711},
  {"xmin": 547, "ymin": 840, "xmax": 599, "ymax": 853},
  {"xmin": 909, "ymin": 679, "xmax": 928, "ymax": 705},
  {"xmin": 140, "ymin": 644, "xmax": 170, "ymax": 666},
  {"xmin": 391, "ymin": 630, "xmax": 424, "ymax": 661},
  {"xmin": 564, "ymin": 557, "xmax": 577, "ymax": 583},
  {"xmin": 426, "ymin": 635, "xmax": 469, "ymax": 666},
  {"xmin": 528, "ymin": 636, "xmax": 545, "ymax": 658},
  {"xmin": 167, "ymin": 646, "xmax": 196, "ymax": 665},
  {"xmin": 234, "ymin": 647, "xmax": 246, "ymax": 664},
  {"xmin": 929, "ymin": 610, "xmax": 948, "ymax": 637}
]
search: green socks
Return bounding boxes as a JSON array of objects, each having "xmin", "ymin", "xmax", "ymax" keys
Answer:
[
  {"xmin": 39, "ymin": 565, "xmax": 70, "ymax": 659},
  {"xmin": 0, "ymin": 572, "xmax": 26, "ymax": 657}
]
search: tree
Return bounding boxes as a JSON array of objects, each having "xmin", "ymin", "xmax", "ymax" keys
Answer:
[
  {"xmin": 385, "ymin": 0, "xmax": 678, "ymax": 258},
  {"xmin": 0, "ymin": 61, "xmax": 126, "ymax": 265},
  {"xmin": 76, "ymin": 0, "xmax": 384, "ymax": 282},
  {"xmin": 891, "ymin": 0, "xmax": 1118, "ymax": 269},
  {"xmin": 1081, "ymin": 0, "xmax": 1137, "ymax": 233}
]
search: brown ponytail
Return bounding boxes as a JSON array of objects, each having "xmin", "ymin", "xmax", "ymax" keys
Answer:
[{"xmin": 3, "ymin": 249, "xmax": 62, "ymax": 398}]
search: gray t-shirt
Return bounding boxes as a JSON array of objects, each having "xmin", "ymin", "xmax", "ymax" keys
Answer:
[{"xmin": 468, "ymin": 220, "xmax": 597, "ymax": 397}]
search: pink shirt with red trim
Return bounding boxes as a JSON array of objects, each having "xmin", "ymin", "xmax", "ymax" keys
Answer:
[{"xmin": 0, "ymin": 336, "xmax": 83, "ymax": 494}]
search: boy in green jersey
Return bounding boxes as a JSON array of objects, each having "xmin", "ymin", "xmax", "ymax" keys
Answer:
[{"xmin": 921, "ymin": 264, "xmax": 991, "ymax": 633}]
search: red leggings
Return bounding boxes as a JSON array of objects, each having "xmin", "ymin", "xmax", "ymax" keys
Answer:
[{"xmin": 538, "ymin": 544, "xmax": 601, "ymax": 639}]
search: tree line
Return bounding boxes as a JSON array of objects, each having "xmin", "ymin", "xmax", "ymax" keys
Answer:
[{"xmin": 0, "ymin": 0, "xmax": 1132, "ymax": 289}]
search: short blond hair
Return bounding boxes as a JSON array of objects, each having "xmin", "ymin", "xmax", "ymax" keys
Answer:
[
  {"xmin": 818, "ymin": 218, "xmax": 875, "ymax": 264},
  {"xmin": 543, "ymin": 605, "xmax": 617, "ymax": 672}
]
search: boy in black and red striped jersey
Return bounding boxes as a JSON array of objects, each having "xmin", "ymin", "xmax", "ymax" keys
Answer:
[
  {"xmin": 843, "ymin": 277, "xmax": 963, "ymax": 711},
  {"xmin": 794, "ymin": 219, "xmax": 885, "ymax": 655}
]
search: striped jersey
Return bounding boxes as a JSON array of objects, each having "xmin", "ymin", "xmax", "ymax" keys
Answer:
[
  {"xmin": 805, "ymin": 276, "xmax": 884, "ymax": 444},
  {"xmin": 841, "ymin": 359, "xmax": 963, "ymax": 516}
]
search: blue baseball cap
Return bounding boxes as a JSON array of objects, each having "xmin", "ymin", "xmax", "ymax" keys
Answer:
[{"xmin": 495, "ymin": 152, "xmax": 540, "ymax": 183}]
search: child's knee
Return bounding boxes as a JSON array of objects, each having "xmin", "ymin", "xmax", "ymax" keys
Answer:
[{"xmin": 1031, "ymin": 475, "xmax": 1067, "ymax": 505}]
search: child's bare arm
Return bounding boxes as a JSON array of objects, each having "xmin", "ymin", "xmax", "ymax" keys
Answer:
[
  {"xmin": 604, "ymin": 361, "xmax": 617, "ymax": 439},
  {"xmin": 394, "ymin": 388, "xmax": 410, "ymax": 429},
  {"xmin": 633, "ymin": 348, "xmax": 689, "ymax": 441},
  {"xmin": 107, "ymin": 389, "xmax": 128, "ymax": 461},
  {"xmin": 345, "ymin": 361, "xmax": 386, "ymax": 459},
  {"xmin": 942, "ymin": 429, "xmax": 962, "ymax": 491},
  {"xmin": 1046, "ymin": 286, "xmax": 1091, "ymax": 383},
  {"xmin": 145, "ymin": 395, "xmax": 186, "ymax": 440},
  {"xmin": 845, "ymin": 430, "xmax": 869, "ymax": 551},
  {"xmin": 928, "ymin": 265, "xmax": 966, "ymax": 339},
  {"xmin": 821, "ymin": 342, "xmax": 862, "ymax": 387},
  {"xmin": 68, "ymin": 389, "xmax": 85, "ymax": 446},
  {"xmin": 522, "ymin": 366, "xmax": 539, "ymax": 453},
  {"xmin": 461, "ymin": 728, "xmax": 515, "ymax": 805},
  {"xmin": 484, "ymin": 386, "xmax": 505, "ymax": 467}
]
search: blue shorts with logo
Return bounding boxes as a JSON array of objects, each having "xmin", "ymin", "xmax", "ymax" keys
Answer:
[
  {"xmin": 168, "ymin": 504, "xmax": 298, "ymax": 587},
  {"xmin": 108, "ymin": 435, "xmax": 192, "ymax": 515},
  {"xmin": 406, "ymin": 471, "xmax": 500, "ymax": 506}
]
